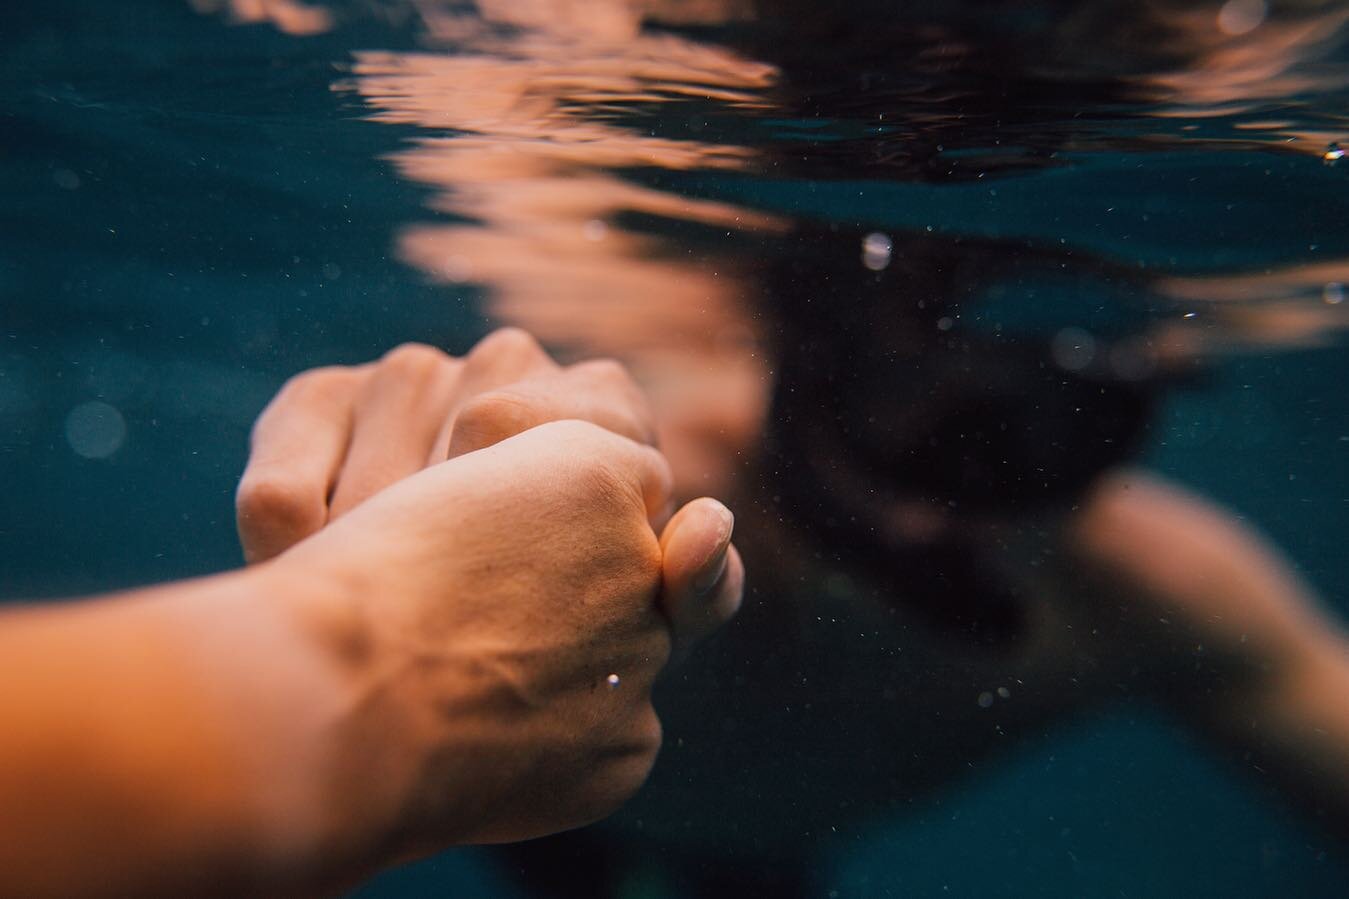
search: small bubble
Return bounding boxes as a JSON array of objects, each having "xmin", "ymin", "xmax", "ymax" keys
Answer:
[
  {"xmin": 997, "ymin": 686, "xmax": 1011, "ymax": 699},
  {"xmin": 861, "ymin": 232, "xmax": 893, "ymax": 271},
  {"xmin": 441, "ymin": 255, "xmax": 474, "ymax": 283},
  {"xmin": 606, "ymin": 673, "xmax": 621, "ymax": 689},
  {"xmin": 1216, "ymin": 0, "xmax": 1267, "ymax": 36},
  {"xmin": 65, "ymin": 401, "xmax": 126, "ymax": 459},
  {"xmin": 1050, "ymin": 327, "xmax": 1097, "ymax": 371},
  {"xmin": 53, "ymin": 168, "xmax": 81, "ymax": 190},
  {"xmin": 321, "ymin": 262, "xmax": 342, "ymax": 281},
  {"xmin": 583, "ymin": 219, "xmax": 609, "ymax": 242},
  {"xmin": 936, "ymin": 316, "xmax": 955, "ymax": 332},
  {"xmin": 1324, "ymin": 282, "xmax": 1344, "ymax": 305},
  {"xmin": 977, "ymin": 691, "xmax": 994, "ymax": 709}
]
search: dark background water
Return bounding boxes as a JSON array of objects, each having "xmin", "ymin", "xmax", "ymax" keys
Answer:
[{"xmin": 3, "ymin": 1, "xmax": 1347, "ymax": 895}]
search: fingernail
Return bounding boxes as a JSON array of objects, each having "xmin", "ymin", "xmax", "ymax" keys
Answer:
[
  {"xmin": 694, "ymin": 544, "xmax": 730, "ymax": 595},
  {"xmin": 693, "ymin": 502, "xmax": 734, "ymax": 595},
  {"xmin": 712, "ymin": 496, "xmax": 733, "ymax": 539}
]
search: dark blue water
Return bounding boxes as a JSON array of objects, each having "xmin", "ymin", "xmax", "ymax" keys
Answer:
[{"xmin": 3, "ymin": 1, "xmax": 1348, "ymax": 896}]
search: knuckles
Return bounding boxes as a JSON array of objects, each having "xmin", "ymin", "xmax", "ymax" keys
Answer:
[
  {"xmin": 266, "ymin": 365, "xmax": 359, "ymax": 418},
  {"xmin": 527, "ymin": 417, "xmax": 619, "ymax": 450},
  {"xmin": 466, "ymin": 327, "xmax": 548, "ymax": 369},
  {"xmin": 235, "ymin": 471, "xmax": 325, "ymax": 536},
  {"xmin": 378, "ymin": 342, "xmax": 452, "ymax": 379},
  {"xmin": 571, "ymin": 356, "xmax": 630, "ymax": 386},
  {"xmin": 568, "ymin": 358, "xmax": 656, "ymax": 443},
  {"xmin": 452, "ymin": 390, "xmax": 541, "ymax": 451}
]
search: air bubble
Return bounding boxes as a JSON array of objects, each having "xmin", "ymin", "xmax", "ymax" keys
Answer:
[
  {"xmin": 1051, "ymin": 327, "xmax": 1097, "ymax": 371},
  {"xmin": 862, "ymin": 232, "xmax": 893, "ymax": 271},
  {"xmin": 584, "ymin": 219, "xmax": 609, "ymax": 242},
  {"xmin": 1217, "ymin": 0, "xmax": 1266, "ymax": 36},
  {"xmin": 441, "ymin": 255, "xmax": 474, "ymax": 283},
  {"xmin": 53, "ymin": 169, "xmax": 81, "ymax": 190},
  {"xmin": 65, "ymin": 401, "xmax": 126, "ymax": 459}
]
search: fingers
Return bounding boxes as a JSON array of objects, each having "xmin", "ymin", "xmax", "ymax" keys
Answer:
[
  {"xmin": 658, "ymin": 497, "xmax": 744, "ymax": 651},
  {"xmin": 327, "ymin": 344, "xmax": 462, "ymax": 519},
  {"xmin": 523, "ymin": 419, "xmax": 674, "ymax": 528},
  {"xmin": 461, "ymin": 326, "xmax": 561, "ymax": 389},
  {"xmin": 323, "ymin": 330, "xmax": 563, "ymax": 515},
  {"xmin": 446, "ymin": 358, "xmax": 657, "ymax": 461},
  {"xmin": 429, "ymin": 328, "xmax": 560, "ymax": 462},
  {"xmin": 239, "ymin": 329, "xmax": 661, "ymax": 564},
  {"xmin": 236, "ymin": 365, "xmax": 369, "ymax": 563},
  {"xmin": 631, "ymin": 442, "xmax": 677, "ymax": 530}
]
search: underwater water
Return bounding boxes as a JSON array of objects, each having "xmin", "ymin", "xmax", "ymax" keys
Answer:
[{"xmin": 3, "ymin": 0, "xmax": 1348, "ymax": 895}]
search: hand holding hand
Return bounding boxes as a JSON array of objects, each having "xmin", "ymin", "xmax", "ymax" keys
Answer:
[
  {"xmin": 234, "ymin": 332, "xmax": 744, "ymax": 869},
  {"xmin": 237, "ymin": 328, "xmax": 658, "ymax": 560}
]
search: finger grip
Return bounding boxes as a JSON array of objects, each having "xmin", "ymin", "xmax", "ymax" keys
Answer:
[{"xmin": 659, "ymin": 498, "xmax": 743, "ymax": 650}]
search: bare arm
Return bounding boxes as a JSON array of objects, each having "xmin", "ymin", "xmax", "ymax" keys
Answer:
[
  {"xmin": 0, "ymin": 420, "xmax": 744, "ymax": 898},
  {"xmin": 1069, "ymin": 472, "xmax": 1349, "ymax": 830},
  {"xmin": 0, "ymin": 566, "xmax": 377, "ymax": 897}
]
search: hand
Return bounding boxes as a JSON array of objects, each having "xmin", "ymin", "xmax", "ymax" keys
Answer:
[
  {"xmin": 237, "ymin": 329, "xmax": 741, "ymax": 648},
  {"xmin": 237, "ymin": 328, "xmax": 658, "ymax": 563},
  {"xmin": 266, "ymin": 420, "xmax": 740, "ymax": 864}
]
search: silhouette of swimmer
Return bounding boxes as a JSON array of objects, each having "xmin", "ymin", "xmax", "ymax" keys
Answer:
[
  {"xmin": 492, "ymin": 228, "xmax": 1349, "ymax": 897},
  {"xmin": 192, "ymin": 1, "xmax": 1349, "ymax": 894}
]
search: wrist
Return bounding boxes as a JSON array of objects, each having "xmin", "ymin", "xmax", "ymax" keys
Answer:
[
  {"xmin": 173, "ymin": 559, "xmax": 405, "ymax": 891},
  {"xmin": 258, "ymin": 535, "xmax": 498, "ymax": 867}
]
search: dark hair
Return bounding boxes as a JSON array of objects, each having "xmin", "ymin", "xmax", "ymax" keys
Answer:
[{"xmin": 761, "ymin": 225, "xmax": 1161, "ymax": 643}]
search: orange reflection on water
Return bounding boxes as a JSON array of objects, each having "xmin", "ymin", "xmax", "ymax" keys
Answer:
[
  {"xmin": 1159, "ymin": 261, "xmax": 1349, "ymax": 350},
  {"xmin": 344, "ymin": 5, "xmax": 783, "ymax": 495},
  {"xmin": 1133, "ymin": 2, "xmax": 1349, "ymax": 155},
  {"xmin": 196, "ymin": 0, "xmax": 1349, "ymax": 410},
  {"xmin": 188, "ymin": 0, "xmax": 333, "ymax": 35}
]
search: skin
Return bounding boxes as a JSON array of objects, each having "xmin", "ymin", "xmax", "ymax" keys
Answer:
[
  {"xmin": 1062, "ymin": 473, "xmax": 1349, "ymax": 828},
  {"xmin": 236, "ymin": 328, "xmax": 745, "ymax": 651},
  {"xmin": 235, "ymin": 330, "xmax": 1349, "ymax": 877},
  {"xmin": 594, "ymin": 464, "xmax": 1349, "ymax": 869},
  {"xmin": 0, "ymin": 329, "xmax": 745, "ymax": 898},
  {"xmin": 175, "ymin": 0, "xmax": 1349, "ymax": 884}
]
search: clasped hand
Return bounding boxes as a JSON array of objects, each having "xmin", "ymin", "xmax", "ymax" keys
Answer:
[{"xmin": 233, "ymin": 329, "xmax": 743, "ymax": 862}]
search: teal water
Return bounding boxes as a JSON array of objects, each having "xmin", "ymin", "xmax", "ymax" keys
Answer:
[{"xmin": 3, "ymin": 2, "xmax": 1348, "ymax": 896}]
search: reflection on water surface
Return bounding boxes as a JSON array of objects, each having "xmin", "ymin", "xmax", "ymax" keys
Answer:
[
  {"xmin": 12, "ymin": 0, "xmax": 1349, "ymax": 895},
  {"xmin": 266, "ymin": 6, "xmax": 1349, "ymax": 895}
]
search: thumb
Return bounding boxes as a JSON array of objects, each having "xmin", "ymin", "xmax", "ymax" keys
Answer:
[{"xmin": 659, "ymin": 497, "xmax": 744, "ymax": 652}]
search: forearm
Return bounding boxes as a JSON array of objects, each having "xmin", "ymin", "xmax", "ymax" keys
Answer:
[
  {"xmin": 0, "ymin": 565, "xmax": 392, "ymax": 897},
  {"xmin": 1207, "ymin": 640, "xmax": 1349, "ymax": 836},
  {"xmin": 1070, "ymin": 473, "xmax": 1349, "ymax": 836}
]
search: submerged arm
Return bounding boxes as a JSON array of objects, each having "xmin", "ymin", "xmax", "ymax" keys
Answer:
[
  {"xmin": 0, "ymin": 420, "xmax": 744, "ymax": 898},
  {"xmin": 0, "ymin": 565, "xmax": 378, "ymax": 898},
  {"xmin": 1069, "ymin": 472, "xmax": 1349, "ymax": 834}
]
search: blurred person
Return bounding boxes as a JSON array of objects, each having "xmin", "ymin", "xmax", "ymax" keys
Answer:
[
  {"xmin": 199, "ymin": 0, "xmax": 1349, "ymax": 894},
  {"xmin": 0, "ymin": 331, "xmax": 744, "ymax": 898},
  {"xmin": 252, "ymin": 240, "xmax": 1349, "ymax": 898}
]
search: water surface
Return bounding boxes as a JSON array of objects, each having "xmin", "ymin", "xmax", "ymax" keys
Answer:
[{"xmin": 3, "ymin": 1, "xmax": 1348, "ymax": 896}]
